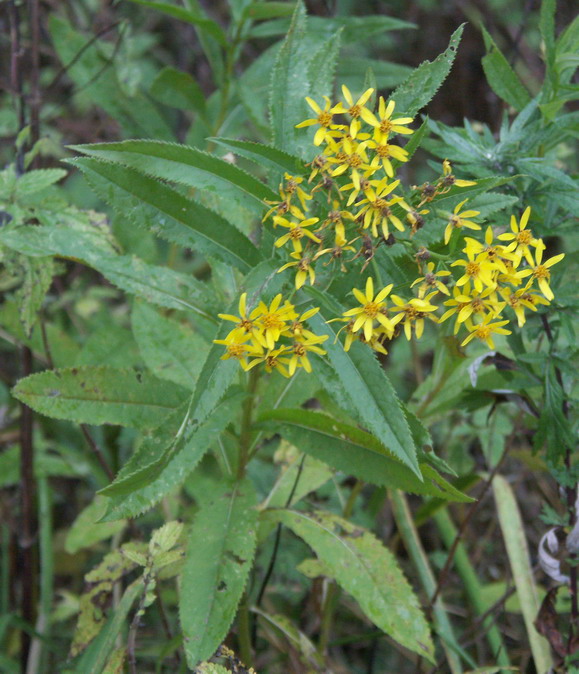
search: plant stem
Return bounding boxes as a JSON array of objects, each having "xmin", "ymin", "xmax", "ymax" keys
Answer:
[
  {"xmin": 237, "ymin": 368, "xmax": 260, "ymax": 478},
  {"xmin": 390, "ymin": 490, "xmax": 466, "ymax": 673},
  {"xmin": 318, "ymin": 480, "xmax": 364, "ymax": 655},
  {"xmin": 238, "ymin": 591, "xmax": 253, "ymax": 667}
]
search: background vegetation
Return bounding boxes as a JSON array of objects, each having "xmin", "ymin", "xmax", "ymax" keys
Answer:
[{"xmin": 0, "ymin": 0, "xmax": 577, "ymax": 672}]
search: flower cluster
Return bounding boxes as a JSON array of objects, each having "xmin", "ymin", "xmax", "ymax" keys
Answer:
[
  {"xmin": 214, "ymin": 293, "xmax": 328, "ymax": 378},
  {"xmin": 215, "ymin": 86, "xmax": 564, "ymax": 374}
]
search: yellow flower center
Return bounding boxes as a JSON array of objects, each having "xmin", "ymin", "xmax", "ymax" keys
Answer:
[
  {"xmin": 262, "ymin": 313, "xmax": 284, "ymax": 330},
  {"xmin": 517, "ymin": 230, "xmax": 532, "ymax": 245},
  {"xmin": 376, "ymin": 145, "xmax": 391, "ymax": 157},
  {"xmin": 347, "ymin": 154, "xmax": 362, "ymax": 168},
  {"xmin": 285, "ymin": 180, "xmax": 297, "ymax": 193},
  {"xmin": 471, "ymin": 298, "xmax": 484, "ymax": 312},
  {"xmin": 238, "ymin": 319, "xmax": 253, "ymax": 332},
  {"xmin": 293, "ymin": 343, "xmax": 306, "ymax": 356},
  {"xmin": 266, "ymin": 355, "xmax": 278, "ymax": 368},
  {"xmin": 317, "ymin": 112, "xmax": 332, "ymax": 127},
  {"xmin": 379, "ymin": 119, "xmax": 393, "ymax": 134},
  {"xmin": 349, "ymin": 104, "xmax": 361, "ymax": 118},
  {"xmin": 508, "ymin": 295, "xmax": 521, "ymax": 307},
  {"xmin": 227, "ymin": 343, "xmax": 246, "ymax": 358},
  {"xmin": 374, "ymin": 198, "xmax": 387, "ymax": 210},
  {"xmin": 533, "ymin": 265, "xmax": 550, "ymax": 280},
  {"xmin": 335, "ymin": 152, "xmax": 347, "ymax": 163},
  {"xmin": 466, "ymin": 262, "xmax": 480, "ymax": 277},
  {"xmin": 424, "ymin": 273, "xmax": 436, "ymax": 286},
  {"xmin": 404, "ymin": 307, "xmax": 418, "ymax": 319},
  {"xmin": 291, "ymin": 321, "xmax": 303, "ymax": 336},
  {"xmin": 474, "ymin": 326, "xmax": 491, "ymax": 339},
  {"xmin": 289, "ymin": 227, "xmax": 304, "ymax": 240},
  {"xmin": 450, "ymin": 215, "xmax": 461, "ymax": 228},
  {"xmin": 363, "ymin": 302, "xmax": 380, "ymax": 318}
]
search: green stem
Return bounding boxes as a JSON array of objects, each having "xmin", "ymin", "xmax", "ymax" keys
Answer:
[
  {"xmin": 318, "ymin": 480, "xmax": 364, "ymax": 654},
  {"xmin": 390, "ymin": 490, "xmax": 467, "ymax": 673},
  {"xmin": 238, "ymin": 592, "xmax": 253, "ymax": 667},
  {"xmin": 238, "ymin": 368, "xmax": 260, "ymax": 478},
  {"xmin": 433, "ymin": 508, "xmax": 511, "ymax": 669}
]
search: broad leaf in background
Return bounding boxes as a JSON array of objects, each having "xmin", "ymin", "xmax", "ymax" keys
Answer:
[
  {"xmin": 0, "ymin": 224, "xmax": 217, "ymax": 322},
  {"xmin": 69, "ymin": 157, "xmax": 262, "ymax": 272},
  {"xmin": 180, "ymin": 478, "xmax": 258, "ymax": 667},
  {"xmin": 262, "ymin": 508, "xmax": 434, "ymax": 661},
  {"xmin": 131, "ymin": 301, "xmax": 209, "ymax": 390},
  {"xmin": 481, "ymin": 26, "xmax": 531, "ymax": 111},
  {"xmin": 391, "ymin": 24, "xmax": 465, "ymax": 117},
  {"xmin": 12, "ymin": 366, "xmax": 188, "ymax": 430},
  {"xmin": 150, "ymin": 66, "xmax": 207, "ymax": 116},
  {"xmin": 257, "ymin": 408, "xmax": 471, "ymax": 501},
  {"xmin": 306, "ymin": 306, "xmax": 420, "ymax": 476}
]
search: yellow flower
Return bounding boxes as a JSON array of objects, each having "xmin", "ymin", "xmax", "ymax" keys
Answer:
[
  {"xmin": 333, "ymin": 85, "xmax": 376, "ymax": 138},
  {"xmin": 367, "ymin": 97, "xmax": 414, "ymax": 141},
  {"xmin": 288, "ymin": 335, "xmax": 328, "ymax": 376},
  {"xmin": 461, "ymin": 314, "xmax": 511, "ymax": 349},
  {"xmin": 452, "ymin": 287, "xmax": 504, "ymax": 325},
  {"xmin": 355, "ymin": 178, "xmax": 406, "ymax": 238},
  {"xmin": 497, "ymin": 207, "xmax": 542, "ymax": 266},
  {"xmin": 277, "ymin": 252, "xmax": 316, "ymax": 289},
  {"xmin": 452, "ymin": 250, "xmax": 497, "ymax": 293},
  {"xmin": 500, "ymin": 286, "xmax": 544, "ymax": 327},
  {"xmin": 463, "ymin": 226, "xmax": 514, "ymax": 271},
  {"xmin": 411, "ymin": 262, "xmax": 451, "ymax": 297},
  {"xmin": 246, "ymin": 346, "xmax": 293, "ymax": 378},
  {"xmin": 254, "ymin": 294, "xmax": 297, "ymax": 350},
  {"xmin": 444, "ymin": 199, "xmax": 481, "ymax": 244},
  {"xmin": 213, "ymin": 332, "xmax": 263, "ymax": 369},
  {"xmin": 342, "ymin": 277, "xmax": 400, "ymax": 341},
  {"xmin": 327, "ymin": 137, "xmax": 376, "ymax": 190},
  {"xmin": 273, "ymin": 215, "xmax": 321, "ymax": 253},
  {"xmin": 289, "ymin": 307, "xmax": 325, "ymax": 342},
  {"xmin": 218, "ymin": 292, "xmax": 263, "ymax": 343},
  {"xmin": 295, "ymin": 96, "xmax": 346, "ymax": 146},
  {"xmin": 516, "ymin": 246, "xmax": 564, "ymax": 301},
  {"xmin": 441, "ymin": 159, "xmax": 477, "ymax": 188},
  {"xmin": 366, "ymin": 139, "xmax": 409, "ymax": 178},
  {"xmin": 390, "ymin": 293, "xmax": 438, "ymax": 340}
]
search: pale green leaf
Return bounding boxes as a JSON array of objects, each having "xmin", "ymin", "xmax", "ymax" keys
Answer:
[
  {"xmin": 180, "ymin": 478, "xmax": 258, "ymax": 667},
  {"xmin": 262, "ymin": 508, "xmax": 434, "ymax": 661},
  {"xmin": 65, "ymin": 496, "xmax": 126, "ymax": 554},
  {"xmin": 12, "ymin": 366, "xmax": 188, "ymax": 430},
  {"xmin": 132, "ymin": 302, "xmax": 209, "ymax": 390},
  {"xmin": 15, "ymin": 169, "xmax": 67, "ymax": 196},
  {"xmin": 150, "ymin": 66, "xmax": 206, "ymax": 115},
  {"xmin": 16, "ymin": 256, "xmax": 54, "ymax": 337}
]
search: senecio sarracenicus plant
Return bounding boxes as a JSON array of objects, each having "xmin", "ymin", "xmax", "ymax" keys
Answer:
[{"xmin": 215, "ymin": 85, "xmax": 564, "ymax": 373}]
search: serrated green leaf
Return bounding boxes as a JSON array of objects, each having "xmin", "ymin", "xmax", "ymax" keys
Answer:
[
  {"xmin": 71, "ymin": 140, "xmax": 278, "ymax": 210},
  {"xmin": 69, "ymin": 157, "xmax": 262, "ymax": 272},
  {"xmin": 149, "ymin": 521, "xmax": 184, "ymax": 554},
  {"xmin": 337, "ymin": 58, "xmax": 412, "ymax": 90},
  {"xmin": 209, "ymin": 137, "xmax": 306, "ymax": 176},
  {"xmin": 481, "ymin": 27, "xmax": 531, "ymax": 111},
  {"xmin": 12, "ymin": 366, "xmax": 188, "ymax": 429},
  {"xmin": 132, "ymin": 302, "xmax": 209, "ymax": 390},
  {"xmin": 262, "ymin": 508, "xmax": 434, "ymax": 661},
  {"xmin": 16, "ymin": 255, "xmax": 54, "ymax": 337},
  {"xmin": 150, "ymin": 66, "xmax": 206, "ymax": 115},
  {"xmin": 257, "ymin": 408, "xmax": 471, "ymax": 501},
  {"xmin": 305, "ymin": 298, "xmax": 419, "ymax": 475},
  {"xmin": 15, "ymin": 169, "xmax": 67, "ymax": 196},
  {"xmin": 307, "ymin": 30, "xmax": 341, "ymax": 99},
  {"xmin": 269, "ymin": 3, "xmax": 311, "ymax": 155},
  {"xmin": 99, "ymin": 392, "xmax": 241, "ymax": 520},
  {"xmin": 180, "ymin": 478, "xmax": 258, "ymax": 668},
  {"xmin": 392, "ymin": 24, "xmax": 465, "ymax": 117},
  {"xmin": 243, "ymin": 1, "xmax": 296, "ymax": 20}
]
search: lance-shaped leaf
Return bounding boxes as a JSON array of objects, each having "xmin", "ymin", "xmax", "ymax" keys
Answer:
[
  {"xmin": 180, "ymin": 478, "xmax": 258, "ymax": 667},
  {"xmin": 391, "ymin": 24, "xmax": 465, "ymax": 117},
  {"xmin": 99, "ymin": 392, "xmax": 243, "ymax": 521},
  {"xmin": 71, "ymin": 140, "xmax": 278, "ymax": 212},
  {"xmin": 12, "ymin": 366, "xmax": 188, "ymax": 430},
  {"xmin": 0, "ymin": 224, "xmax": 217, "ymax": 321},
  {"xmin": 68, "ymin": 157, "xmax": 262, "ymax": 272},
  {"xmin": 150, "ymin": 66, "xmax": 206, "ymax": 115},
  {"xmin": 269, "ymin": 3, "xmax": 312, "ymax": 156},
  {"xmin": 262, "ymin": 508, "xmax": 434, "ymax": 661},
  {"xmin": 306, "ymin": 304, "xmax": 420, "ymax": 476},
  {"xmin": 257, "ymin": 408, "xmax": 470, "ymax": 501},
  {"xmin": 209, "ymin": 138, "xmax": 307, "ymax": 176}
]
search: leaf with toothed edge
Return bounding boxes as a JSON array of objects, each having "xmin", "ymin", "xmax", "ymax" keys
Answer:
[
  {"xmin": 12, "ymin": 366, "xmax": 189, "ymax": 430},
  {"xmin": 262, "ymin": 508, "xmax": 434, "ymax": 661},
  {"xmin": 67, "ymin": 157, "xmax": 262, "ymax": 273},
  {"xmin": 180, "ymin": 477, "xmax": 258, "ymax": 668}
]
